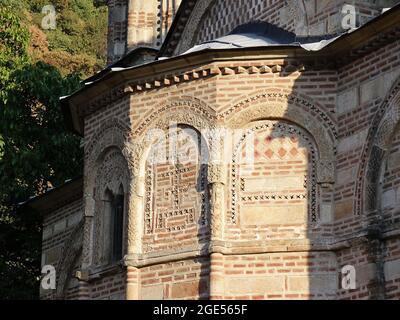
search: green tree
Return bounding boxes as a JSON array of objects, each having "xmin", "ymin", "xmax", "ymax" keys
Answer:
[{"xmin": 0, "ymin": 5, "xmax": 83, "ymax": 299}]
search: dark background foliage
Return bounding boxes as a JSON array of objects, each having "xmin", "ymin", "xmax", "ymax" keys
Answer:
[{"xmin": 0, "ymin": 1, "xmax": 107, "ymax": 299}]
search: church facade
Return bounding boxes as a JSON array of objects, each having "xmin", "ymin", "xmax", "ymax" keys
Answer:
[{"xmin": 29, "ymin": 0, "xmax": 400, "ymax": 300}]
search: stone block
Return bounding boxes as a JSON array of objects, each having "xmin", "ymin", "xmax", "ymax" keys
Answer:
[
  {"xmin": 241, "ymin": 204, "xmax": 306, "ymax": 225},
  {"xmin": 113, "ymin": 42, "xmax": 125, "ymax": 56},
  {"xmin": 67, "ymin": 213, "xmax": 82, "ymax": 228},
  {"xmin": 320, "ymin": 203, "xmax": 333, "ymax": 223},
  {"xmin": 170, "ymin": 280, "xmax": 208, "ymax": 299},
  {"xmin": 42, "ymin": 226, "xmax": 53, "ymax": 240},
  {"xmin": 225, "ymin": 277, "xmax": 285, "ymax": 295},
  {"xmin": 288, "ymin": 274, "xmax": 337, "ymax": 293},
  {"xmin": 382, "ymin": 189, "xmax": 396, "ymax": 209},
  {"xmin": 337, "ymin": 129, "xmax": 367, "ymax": 154},
  {"xmin": 384, "ymin": 259, "xmax": 400, "ymax": 281},
  {"xmin": 335, "ymin": 199, "xmax": 353, "ymax": 220},
  {"xmin": 53, "ymin": 219, "xmax": 66, "ymax": 234},
  {"xmin": 141, "ymin": 284, "xmax": 164, "ymax": 300},
  {"xmin": 356, "ymin": 263, "xmax": 377, "ymax": 285},
  {"xmin": 337, "ymin": 87, "xmax": 358, "ymax": 114},
  {"xmin": 243, "ymin": 176, "xmax": 304, "ymax": 192},
  {"xmin": 388, "ymin": 151, "xmax": 400, "ymax": 170},
  {"xmin": 360, "ymin": 77, "xmax": 384, "ymax": 104},
  {"xmin": 397, "ymin": 186, "xmax": 400, "ymax": 205}
]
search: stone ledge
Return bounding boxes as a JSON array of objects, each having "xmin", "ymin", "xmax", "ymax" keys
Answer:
[{"xmin": 123, "ymin": 238, "xmax": 347, "ymax": 268}]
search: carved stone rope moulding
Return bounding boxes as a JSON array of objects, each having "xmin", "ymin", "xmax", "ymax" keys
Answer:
[{"xmin": 134, "ymin": 97, "xmax": 217, "ymax": 137}]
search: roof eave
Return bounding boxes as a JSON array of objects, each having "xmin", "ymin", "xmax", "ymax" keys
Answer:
[
  {"xmin": 19, "ymin": 176, "xmax": 83, "ymax": 215},
  {"xmin": 64, "ymin": 3, "xmax": 400, "ymax": 135},
  {"xmin": 66, "ymin": 45, "xmax": 319, "ymax": 135}
]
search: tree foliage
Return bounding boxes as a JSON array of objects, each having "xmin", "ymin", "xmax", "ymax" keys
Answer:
[
  {"xmin": 3, "ymin": 0, "xmax": 108, "ymax": 77},
  {"xmin": 0, "ymin": 4, "xmax": 86, "ymax": 299}
]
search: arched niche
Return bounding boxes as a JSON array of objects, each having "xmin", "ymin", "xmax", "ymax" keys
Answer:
[
  {"xmin": 356, "ymin": 77, "xmax": 400, "ymax": 216},
  {"xmin": 83, "ymin": 118, "xmax": 132, "ymax": 267},
  {"xmin": 227, "ymin": 120, "xmax": 319, "ymax": 227},
  {"xmin": 224, "ymin": 89, "xmax": 336, "ymax": 186},
  {"xmin": 92, "ymin": 147, "xmax": 129, "ymax": 266},
  {"xmin": 135, "ymin": 108, "xmax": 214, "ymax": 253}
]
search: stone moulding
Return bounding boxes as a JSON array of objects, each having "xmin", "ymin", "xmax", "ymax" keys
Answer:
[
  {"xmin": 83, "ymin": 118, "xmax": 135, "ymax": 268},
  {"xmin": 122, "ymin": 238, "xmax": 347, "ymax": 269},
  {"xmin": 55, "ymin": 220, "xmax": 84, "ymax": 299},
  {"xmin": 224, "ymin": 89, "xmax": 337, "ymax": 185},
  {"xmin": 355, "ymin": 76, "xmax": 400, "ymax": 215},
  {"xmin": 134, "ymin": 97, "xmax": 217, "ymax": 137}
]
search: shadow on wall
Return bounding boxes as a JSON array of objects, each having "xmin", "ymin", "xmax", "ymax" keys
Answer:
[{"xmin": 216, "ymin": 60, "xmax": 339, "ymax": 300}]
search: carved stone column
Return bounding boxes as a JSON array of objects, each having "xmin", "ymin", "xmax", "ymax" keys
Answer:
[
  {"xmin": 124, "ymin": 178, "xmax": 143, "ymax": 300},
  {"xmin": 208, "ymin": 162, "xmax": 225, "ymax": 241},
  {"xmin": 126, "ymin": 175, "xmax": 144, "ymax": 256},
  {"xmin": 81, "ymin": 193, "xmax": 95, "ymax": 269},
  {"xmin": 123, "ymin": 146, "xmax": 145, "ymax": 300},
  {"xmin": 207, "ymin": 162, "xmax": 225, "ymax": 299}
]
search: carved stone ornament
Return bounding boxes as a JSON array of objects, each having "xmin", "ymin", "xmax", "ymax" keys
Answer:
[
  {"xmin": 226, "ymin": 94, "xmax": 336, "ymax": 164},
  {"xmin": 55, "ymin": 220, "xmax": 84, "ymax": 299},
  {"xmin": 208, "ymin": 163, "xmax": 225, "ymax": 185},
  {"xmin": 317, "ymin": 159, "xmax": 335, "ymax": 185},
  {"xmin": 355, "ymin": 77, "xmax": 400, "ymax": 215}
]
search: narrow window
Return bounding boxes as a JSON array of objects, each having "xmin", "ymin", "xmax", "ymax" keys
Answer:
[{"xmin": 111, "ymin": 186, "xmax": 124, "ymax": 262}]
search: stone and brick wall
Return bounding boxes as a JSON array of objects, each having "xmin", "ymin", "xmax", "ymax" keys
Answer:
[
  {"xmin": 140, "ymin": 258, "xmax": 210, "ymax": 299},
  {"xmin": 40, "ymin": 1, "xmax": 400, "ymax": 300},
  {"xmin": 107, "ymin": 0, "xmax": 182, "ymax": 63},
  {"xmin": 40, "ymin": 198, "xmax": 83, "ymax": 299}
]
